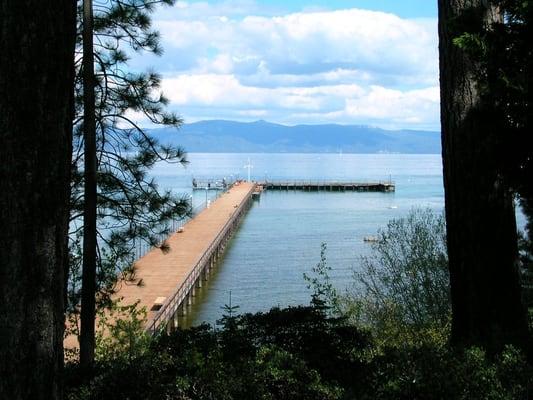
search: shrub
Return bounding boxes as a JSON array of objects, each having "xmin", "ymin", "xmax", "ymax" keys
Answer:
[
  {"xmin": 340, "ymin": 208, "xmax": 450, "ymax": 346},
  {"xmin": 94, "ymin": 299, "xmax": 151, "ymax": 363},
  {"xmin": 365, "ymin": 344, "xmax": 532, "ymax": 400},
  {"xmin": 65, "ymin": 305, "xmax": 532, "ymax": 400}
]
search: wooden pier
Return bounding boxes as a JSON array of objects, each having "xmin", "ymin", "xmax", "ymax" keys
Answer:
[
  {"xmin": 142, "ymin": 182, "xmax": 255, "ymax": 333},
  {"xmin": 259, "ymin": 180, "xmax": 395, "ymax": 192},
  {"xmin": 65, "ymin": 182, "xmax": 256, "ymax": 349}
]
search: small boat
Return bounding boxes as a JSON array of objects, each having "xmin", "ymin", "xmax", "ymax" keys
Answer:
[{"xmin": 364, "ymin": 236, "xmax": 379, "ymax": 243}]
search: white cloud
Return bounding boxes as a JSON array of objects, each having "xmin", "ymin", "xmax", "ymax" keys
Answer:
[
  {"xmin": 156, "ymin": 8, "xmax": 437, "ymax": 85},
  {"xmin": 160, "ymin": 73, "xmax": 438, "ymax": 129},
  {"xmin": 130, "ymin": 4, "xmax": 440, "ymax": 130},
  {"xmin": 162, "ymin": 73, "xmax": 362, "ymax": 111},
  {"xmin": 344, "ymin": 86, "xmax": 439, "ymax": 121}
]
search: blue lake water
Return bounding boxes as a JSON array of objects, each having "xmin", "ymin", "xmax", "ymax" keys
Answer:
[{"xmin": 151, "ymin": 153, "xmax": 524, "ymax": 326}]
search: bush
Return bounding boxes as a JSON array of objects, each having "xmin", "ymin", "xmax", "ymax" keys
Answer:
[
  {"xmin": 340, "ymin": 208, "xmax": 450, "ymax": 346},
  {"xmin": 65, "ymin": 306, "xmax": 366, "ymax": 400},
  {"xmin": 65, "ymin": 305, "xmax": 531, "ymax": 400},
  {"xmin": 365, "ymin": 344, "xmax": 532, "ymax": 400}
]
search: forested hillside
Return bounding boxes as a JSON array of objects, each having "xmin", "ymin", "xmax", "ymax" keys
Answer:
[{"xmin": 151, "ymin": 120, "xmax": 441, "ymax": 153}]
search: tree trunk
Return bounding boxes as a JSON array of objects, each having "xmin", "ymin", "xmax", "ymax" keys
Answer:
[
  {"xmin": 80, "ymin": 0, "xmax": 98, "ymax": 369},
  {"xmin": 438, "ymin": 0, "xmax": 529, "ymax": 351},
  {"xmin": 0, "ymin": 1, "xmax": 76, "ymax": 399}
]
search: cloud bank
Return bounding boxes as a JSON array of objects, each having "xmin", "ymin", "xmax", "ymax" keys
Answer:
[{"xmin": 133, "ymin": 2, "xmax": 440, "ymax": 130}]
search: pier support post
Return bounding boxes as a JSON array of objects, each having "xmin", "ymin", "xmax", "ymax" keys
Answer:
[
  {"xmin": 173, "ymin": 310, "xmax": 180, "ymax": 329},
  {"xmin": 179, "ymin": 301, "xmax": 187, "ymax": 316}
]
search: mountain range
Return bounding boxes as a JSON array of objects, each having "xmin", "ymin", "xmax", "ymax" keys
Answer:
[{"xmin": 149, "ymin": 120, "xmax": 441, "ymax": 154}]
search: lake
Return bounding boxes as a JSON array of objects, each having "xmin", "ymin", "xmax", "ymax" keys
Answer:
[{"xmin": 151, "ymin": 153, "xmax": 525, "ymax": 327}]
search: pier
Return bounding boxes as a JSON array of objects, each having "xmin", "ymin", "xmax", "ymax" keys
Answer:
[
  {"xmin": 65, "ymin": 182, "xmax": 256, "ymax": 349},
  {"xmin": 137, "ymin": 181, "xmax": 255, "ymax": 333},
  {"xmin": 259, "ymin": 180, "xmax": 395, "ymax": 192}
]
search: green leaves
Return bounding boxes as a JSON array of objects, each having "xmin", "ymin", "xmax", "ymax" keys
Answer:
[
  {"xmin": 339, "ymin": 208, "xmax": 450, "ymax": 347},
  {"xmin": 303, "ymin": 243, "xmax": 340, "ymax": 313},
  {"xmin": 453, "ymin": 32, "xmax": 487, "ymax": 59},
  {"xmin": 64, "ymin": 304, "xmax": 532, "ymax": 400}
]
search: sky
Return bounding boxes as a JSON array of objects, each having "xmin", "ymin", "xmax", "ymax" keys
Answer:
[{"xmin": 129, "ymin": 0, "xmax": 440, "ymax": 130}]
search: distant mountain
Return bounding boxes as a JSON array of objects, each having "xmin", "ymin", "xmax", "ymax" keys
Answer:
[{"xmin": 149, "ymin": 120, "xmax": 441, "ymax": 154}]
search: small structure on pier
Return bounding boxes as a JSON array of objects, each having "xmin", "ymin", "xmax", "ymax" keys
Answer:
[
  {"xmin": 192, "ymin": 178, "xmax": 231, "ymax": 190},
  {"xmin": 252, "ymin": 185, "xmax": 263, "ymax": 200}
]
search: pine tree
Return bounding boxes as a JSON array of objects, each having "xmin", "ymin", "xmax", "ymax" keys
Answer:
[{"xmin": 70, "ymin": 0, "xmax": 190, "ymax": 367}]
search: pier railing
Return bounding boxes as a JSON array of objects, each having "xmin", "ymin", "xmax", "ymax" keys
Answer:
[{"xmin": 145, "ymin": 183, "xmax": 256, "ymax": 334}]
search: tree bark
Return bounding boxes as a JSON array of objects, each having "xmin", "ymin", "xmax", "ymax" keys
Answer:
[
  {"xmin": 438, "ymin": 0, "xmax": 529, "ymax": 350},
  {"xmin": 0, "ymin": 1, "xmax": 76, "ymax": 399},
  {"xmin": 80, "ymin": 0, "xmax": 98, "ymax": 369}
]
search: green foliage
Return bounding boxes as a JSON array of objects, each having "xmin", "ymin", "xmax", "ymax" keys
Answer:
[
  {"xmin": 367, "ymin": 344, "xmax": 532, "ymax": 400},
  {"xmin": 253, "ymin": 345, "xmax": 342, "ymax": 400},
  {"xmin": 453, "ymin": 32, "xmax": 487, "ymax": 59},
  {"xmin": 302, "ymin": 210, "xmax": 450, "ymax": 347},
  {"xmin": 66, "ymin": 305, "xmax": 366, "ymax": 400},
  {"xmin": 304, "ymin": 243, "xmax": 340, "ymax": 312},
  {"xmin": 94, "ymin": 300, "xmax": 151, "ymax": 363},
  {"xmin": 338, "ymin": 208, "xmax": 450, "ymax": 346},
  {"xmin": 219, "ymin": 290, "xmax": 240, "ymax": 323},
  {"xmin": 65, "ymin": 304, "xmax": 532, "ymax": 400},
  {"xmin": 519, "ymin": 232, "xmax": 533, "ymax": 314}
]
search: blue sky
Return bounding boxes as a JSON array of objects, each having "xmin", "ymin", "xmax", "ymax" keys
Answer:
[
  {"xmin": 129, "ymin": 1, "xmax": 440, "ymax": 130},
  {"xmin": 188, "ymin": 0, "xmax": 438, "ymax": 18}
]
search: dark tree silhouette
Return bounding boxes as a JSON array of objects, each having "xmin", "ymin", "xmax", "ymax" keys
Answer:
[
  {"xmin": 79, "ymin": 0, "xmax": 98, "ymax": 370},
  {"xmin": 453, "ymin": 0, "xmax": 533, "ymax": 304},
  {"xmin": 438, "ymin": 0, "xmax": 529, "ymax": 350},
  {"xmin": 0, "ymin": 1, "xmax": 76, "ymax": 399}
]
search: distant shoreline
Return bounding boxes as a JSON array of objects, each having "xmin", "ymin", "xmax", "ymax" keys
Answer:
[{"xmin": 149, "ymin": 120, "xmax": 442, "ymax": 155}]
